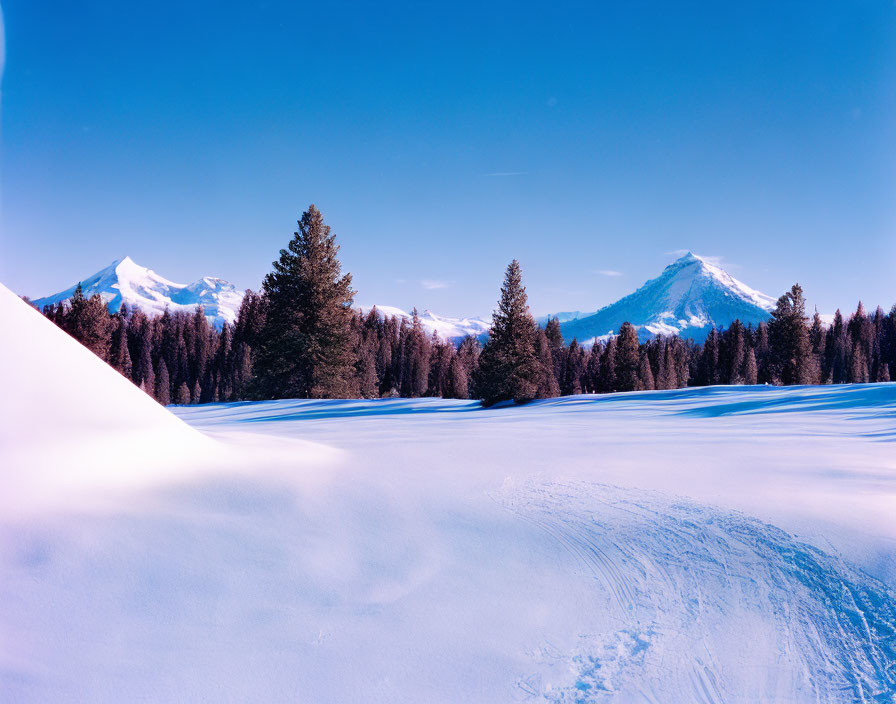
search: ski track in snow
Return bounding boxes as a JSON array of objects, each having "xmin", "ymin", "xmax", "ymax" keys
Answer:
[{"xmin": 498, "ymin": 481, "xmax": 896, "ymax": 703}]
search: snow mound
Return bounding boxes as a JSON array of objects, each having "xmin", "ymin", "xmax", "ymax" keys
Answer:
[
  {"xmin": 32, "ymin": 257, "xmax": 245, "ymax": 329},
  {"xmin": 557, "ymin": 252, "xmax": 776, "ymax": 343},
  {"xmin": 359, "ymin": 304, "xmax": 490, "ymax": 341},
  {"xmin": 0, "ymin": 283, "xmax": 216, "ymax": 513}
]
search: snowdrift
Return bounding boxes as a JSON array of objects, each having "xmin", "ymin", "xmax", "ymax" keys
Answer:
[{"xmin": 0, "ymin": 282, "xmax": 218, "ymax": 513}]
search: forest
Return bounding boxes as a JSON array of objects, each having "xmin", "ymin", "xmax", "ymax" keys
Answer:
[{"xmin": 35, "ymin": 206, "xmax": 896, "ymax": 407}]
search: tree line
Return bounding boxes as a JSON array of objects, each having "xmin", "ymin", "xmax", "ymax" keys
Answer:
[{"xmin": 36, "ymin": 205, "xmax": 896, "ymax": 406}]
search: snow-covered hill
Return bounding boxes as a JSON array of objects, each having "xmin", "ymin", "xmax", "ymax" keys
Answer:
[
  {"xmin": 556, "ymin": 252, "xmax": 777, "ymax": 343},
  {"xmin": 359, "ymin": 305, "xmax": 490, "ymax": 341},
  {"xmin": 32, "ymin": 257, "xmax": 245, "ymax": 329}
]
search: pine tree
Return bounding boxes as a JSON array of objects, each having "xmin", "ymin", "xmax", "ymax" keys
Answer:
[
  {"xmin": 445, "ymin": 354, "xmax": 469, "ymax": 399},
  {"xmin": 614, "ymin": 323, "xmax": 640, "ymax": 392},
  {"xmin": 534, "ymin": 328, "xmax": 560, "ymax": 398},
  {"xmin": 474, "ymin": 260, "xmax": 542, "ymax": 406},
  {"xmin": 744, "ymin": 348, "xmax": 758, "ymax": 385},
  {"xmin": 400, "ymin": 309, "xmax": 431, "ymax": 397},
  {"xmin": 155, "ymin": 359, "xmax": 171, "ymax": 405},
  {"xmin": 637, "ymin": 349, "xmax": 655, "ymax": 391},
  {"xmin": 110, "ymin": 315, "xmax": 133, "ymax": 379},
  {"xmin": 544, "ymin": 317, "xmax": 565, "ymax": 390},
  {"xmin": 135, "ymin": 320, "xmax": 155, "ymax": 394},
  {"xmin": 560, "ymin": 339, "xmax": 585, "ymax": 395},
  {"xmin": 767, "ymin": 284, "xmax": 813, "ymax": 385},
  {"xmin": 254, "ymin": 205, "xmax": 359, "ymax": 399},
  {"xmin": 585, "ymin": 343, "xmax": 602, "ymax": 393},
  {"xmin": 175, "ymin": 382, "xmax": 191, "ymax": 405},
  {"xmin": 598, "ymin": 337, "xmax": 617, "ymax": 392},
  {"xmin": 65, "ymin": 283, "xmax": 114, "ymax": 361}
]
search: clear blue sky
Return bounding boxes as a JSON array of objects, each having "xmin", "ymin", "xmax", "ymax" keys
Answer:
[{"xmin": 2, "ymin": 1, "xmax": 895, "ymax": 317}]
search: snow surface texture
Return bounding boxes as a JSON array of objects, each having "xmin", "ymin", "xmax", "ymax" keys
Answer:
[
  {"xmin": 2, "ymin": 292, "xmax": 896, "ymax": 704},
  {"xmin": 558, "ymin": 252, "xmax": 777, "ymax": 344},
  {"xmin": 32, "ymin": 256, "xmax": 245, "ymax": 329},
  {"xmin": 358, "ymin": 304, "xmax": 491, "ymax": 341}
]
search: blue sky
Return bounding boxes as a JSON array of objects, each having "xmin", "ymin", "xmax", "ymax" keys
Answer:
[{"xmin": 1, "ymin": 1, "xmax": 895, "ymax": 316}]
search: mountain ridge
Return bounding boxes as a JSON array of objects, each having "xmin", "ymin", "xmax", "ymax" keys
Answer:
[{"xmin": 555, "ymin": 252, "xmax": 776, "ymax": 343}]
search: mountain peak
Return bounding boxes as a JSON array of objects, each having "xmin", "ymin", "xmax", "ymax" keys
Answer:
[
  {"xmin": 33, "ymin": 259, "xmax": 244, "ymax": 329},
  {"xmin": 556, "ymin": 253, "xmax": 776, "ymax": 344}
]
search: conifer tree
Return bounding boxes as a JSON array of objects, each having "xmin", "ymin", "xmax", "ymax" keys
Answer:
[
  {"xmin": 445, "ymin": 354, "xmax": 469, "ymax": 399},
  {"xmin": 399, "ymin": 309, "xmax": 431, "ymax": 397},
  {"xmin": 155, "ymin": 359, "xmax": 171, "ymax": 405},
  {"xmin": 744, "ymin": 348, "xmax": 758, "ymax": 385},
  {"xmin": 175, "ymin": 382, "xmax": 191, "ymax": 405},
  {"xmin": 560, "ymin": 339, "xmax": 586, "ymax": 395},
  {"xmin": 585, "ymin": 343, "xmax": 602, "ymax": 393},
  {"xmin": 614, "ymin": 323, "xmax": 640, "ymax": 392},
  {"xmin": 475, "ymin": 260, "xmax": 542, "ymax": 406},
  {"xmin": 254, "ymin": 205, "xmax": 359, "ymax": 399},
  {"xmin": 637, "ymin": 349, "xmax": 655, "ymax": 391},
  {"xmin": 65, "ymin": 284, "xmax": 114, "ymax": 361},
  {"xmin": 598, "ymin": 337, "xmax": 617, "ymax": 392},
  {"xmin": 534, "ymin": 328, "xmax": 560, "ymax": 398},
  {"xmin": 767, "ymin": 284, "xmax": 813, "ymax": 385},
  {"xmin": 135, "ymin": 321, "xmax": 155, "ymax": 394},
  {"xmin": 823, "ymin": 310, "xmax": 848, "ymax": 383},
  {"xmin": 110, "ymin": 316, "xmax": 133, "ymax": 379},
  {"xmin": 544, "ymin": 317, "xmax": 565, "ymax": 390}
]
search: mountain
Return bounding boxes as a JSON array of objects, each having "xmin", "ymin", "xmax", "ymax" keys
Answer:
[
  {"xmin": 359, "ymin": 305, "xmax": 490, "ymax": 341},
  {"xmin": 33, "ymin": 257, "xmax": 245, "ymax": 329},
  {"xmin": 556, "ymin": 252, "xmax": 776, "ymax": 344}
]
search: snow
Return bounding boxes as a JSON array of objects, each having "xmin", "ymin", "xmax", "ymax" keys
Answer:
[
  {"xmin": 558, "ymin": 252, "xmax": 777, "ymax": 343},
  {"xmin": 32, "ymin": 256, "xmax": 245, "ymax": 329},
  {"xmin": 359, "ymin": 304, "xmax": 490, "ymax": 341},
  {"xmin": 3, "ymin": 279, "xmax": 896, "ymax": 701}
]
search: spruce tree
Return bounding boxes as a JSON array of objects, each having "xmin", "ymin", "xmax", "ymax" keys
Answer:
[
  {"xmin": 155, "ymin": 359, "xmax": 171, "ymax": 405},
  {"xmin": 637, "ymin": 349, "xmax": 655, "ymax": 390},
  {"xmin": 65, "ymin": 284, "xmax": 114, "ymax": 361},
  {"xmin": 175, "ymin": 382, "xmax": 191, "ymax": 405},
  {"xmin": 767, "ymin": 284, "xmax": 813, "ymax": 385},
  {"xmin": 534, "ymin": 328, "xmax": 560, "ymax": 398},
  {"xmin": 598, "ymin": 337, "xmax": 617, "ymax": 392},
  {"xmin": 474, "ymin": 260, "xmax": 542, "ymax": 406},
  {"xmin": 544, "ymin": 317, "xmax": 565, "ymax": 390},
  {"xmin": 110, "ymin": 316, "xmax": 133, "ymax": 379},
  {"xmin": 614, "ymin": 323, "xmax": 640, "ymax": 392},
  {"xmin": 446, "ymin": 354, "xmax": 469, "ymax": 399},
  {"xmin": 744, "ymin": 348, "xmax": 758, "ymax": 385},
  {"xmin": 254, "ymin": 205, "xmax": 359, "ymax": 399}
]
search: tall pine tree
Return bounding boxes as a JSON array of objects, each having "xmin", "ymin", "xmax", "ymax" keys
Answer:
[
  {"xmin": 254, "ymin": 205, "xmax": 359, "ymax": 398},
  {"xmin": 475, "ymin": 260, "xmax": 542, "ymax": 406}
]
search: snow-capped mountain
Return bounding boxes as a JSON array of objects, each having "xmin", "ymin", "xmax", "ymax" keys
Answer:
[
  {"xmin": 32, "ymin": 257, "xmax": 244, "ymax": 329},
  {"xmin": 556, "ymin": 252, "xmax": 776, "ymax": 343},
  {"xmin": 359, "ymin": 305, "xmax": 490, "ymax": 341}
]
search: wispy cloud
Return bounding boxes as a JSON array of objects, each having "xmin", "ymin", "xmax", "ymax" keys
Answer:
[
  {"xmin": 420, "ymin": 279, "xmax": 453, "ymax": 290},
  {"xmin": 597, "ymin": 269, "xmax": 623, "ymax": 277},
  {"xmin": 483, "ymin": 171, "xmax": 528, "ymax": 177}
]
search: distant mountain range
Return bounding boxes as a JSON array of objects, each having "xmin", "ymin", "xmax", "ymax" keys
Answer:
[
  {"xmin": 359, "ymin": 306, "xmax": 491, "ymax": 341},
  {"xmin": 33, "ymin": 252, "xmax": 777, "ymax": 341},
  {"xmin": 33, "ymin": 257, "xmax": 245, "ymax": 329}
]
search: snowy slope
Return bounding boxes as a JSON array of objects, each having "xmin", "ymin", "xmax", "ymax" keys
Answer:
[
  {"xmin": 32, "ymin": 257, "xmax": 245, "ymax": 329},
  {"xmin": 557, "ymin": 252, "xmax": 777, "ymax": 343},
  {"xmin": 2, "ymin": 378, "xmax": 896, "ymax": 701},
  {"xmin": 359, "ymin": 304, "xmax": 490, "ymax": 341},
  {"xmin": 0, "ymin": 282, "xmax": 217, "ymax": 514}
]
